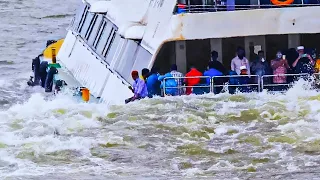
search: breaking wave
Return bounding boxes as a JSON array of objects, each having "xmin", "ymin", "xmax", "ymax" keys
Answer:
[{"xmin": 1, "ymin": 79, "xmax": 320, "ymax": 179}]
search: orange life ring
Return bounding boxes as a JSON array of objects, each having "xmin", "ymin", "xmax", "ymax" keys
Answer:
[{"xmin": 271, "ymin": 0, "xmax": 294, "ymax": 6}]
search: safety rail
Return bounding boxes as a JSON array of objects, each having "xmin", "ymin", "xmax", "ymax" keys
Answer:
[
  {"xmin": 163, "ymin": 76, "xmax": 212, "ymax": 96},
  {"xmin": 175, "ymin": 0, "xmax": 320, "ymax": 14},
  {"xmin": 161, "ymin": 73, "xmax": 320, "ymax": 96},
  {"xmin": 162, "ymin": 75, "xmax": 260, "ymax": 96}
]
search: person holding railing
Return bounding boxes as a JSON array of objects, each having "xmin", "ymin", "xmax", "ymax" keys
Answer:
[
  {"xmin": 292, "ymin": 46, "xmax": 314, "ymax": 75},
  {"xmin": 231, "ymin": 47, "xmax": 251, "ymax": 75},
  {"xmin": 271, "ymin": 51, "xmax": 291, "ymax": 91},
  {"xmin": 125, "ymin": 71, "xmax": 148, "ymax": 104},
  {"xmin": 185, "ymin": 64, "xmax": 202, "ymax": 95}
]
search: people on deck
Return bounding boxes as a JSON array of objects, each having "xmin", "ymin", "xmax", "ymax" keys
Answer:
[
  {"xmin": 238, "ymin": 66, "xmax": 251, "ymax": 93},
  {"xmin": 210, "ymin": 50, "xmax": 227, "ymax": 75},
  {"xmin": 146, "ymin": 67, "xmax": 161, "ymax": 98},
  {"xmin": 292, "ymin": 46, "xmax": 314, "ymax": 74},
  {"xmin": 315, "ymin": 54, "xmax": 320, "ymax": 73},
  {"xmin": 123, "ymin": 44, "xmax": 320, "ymax": 102},
  {"xmin": 271, "ymin": 51, "xmax": 291, "ymax": 91},
  {"xmin": 231, "ymin": 47, "xmax": 251, "ymax": 75},
  {"xmin": 170, "ymin": 64, "xmax": 184, "ymax": 95},
  {"xmin": 140, "ymin": 68, "xmax": 150, "ymax": 81},
  {"xmin": 158, "ymin": 71, "xmax": 178, "ymax": 96},
  {"xmin": 125, "ymin": 71, "xmax": 148, "ymax": 104},
  {"xmin": 185, "ymin": 65, "xmax": 202, "ymax": 95},
  {"xmin": 251, "ymin": 50, "xmax": 270, "ymax": 83},
  {"xmin": 204, "ymin": 61, "xmax": 223, "ymax": 94}
]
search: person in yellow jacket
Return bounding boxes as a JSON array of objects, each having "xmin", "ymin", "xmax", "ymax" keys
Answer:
[{"xmin": 140, "ymin": 68, "xmax": 150, "ymax": 81}]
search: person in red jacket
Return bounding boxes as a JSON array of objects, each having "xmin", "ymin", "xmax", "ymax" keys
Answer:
[{"xmin": 185, "ymin": 65, "xmax": 203, "ymax": 95}]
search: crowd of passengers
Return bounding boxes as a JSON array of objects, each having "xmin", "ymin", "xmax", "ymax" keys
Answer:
[{"xmin": 125, "ymin": 45, "xmax": 320, "ymax": 104}]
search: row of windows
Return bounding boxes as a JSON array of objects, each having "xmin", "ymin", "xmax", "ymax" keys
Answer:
[{"xmin": 70, "ymin": 5, "xmax": 152, "ymax": 83}]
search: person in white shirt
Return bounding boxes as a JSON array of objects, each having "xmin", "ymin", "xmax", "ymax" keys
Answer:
[{"xmin": 231, "ymin": 47, "xmax": 251, "ymax": 75}]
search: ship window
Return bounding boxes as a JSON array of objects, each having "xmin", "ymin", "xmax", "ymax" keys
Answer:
[
  {"xmin": 105, "ymin": 34, "xmax": 121, "ymax": 64},
  {"xmin": 87, "ymin": 15, "xmax": 103, "ymax": 46},
  {"xmin": 114, "ymin": 40, "xmax": 139, "ymax": 82},
  {"xmin": 77, "ymin": 6, "xmax": 89, "ymax": 33},
  {"xmin": 93, "ymin": 21, "xmax": 106, "ymax": 48},
  {"xmin": 131, "ymin": 46, "xmax": 152, "ymax": 73},
  {"xmin": 79, "ymin": 12, "xmax": 94, "ymax": 38},
  {"xmin": 73, "ymin": 4, "xmax": 87, "ymax": 31},
  {"xmin": 96, "ymin": 21, "xmax": 114, "ymax": 55},
  {"xmin": 103, "ymin": 28, "xmax": 116, "ymax": 57}
]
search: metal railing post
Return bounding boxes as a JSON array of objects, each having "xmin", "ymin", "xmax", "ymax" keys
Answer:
[
  {"xmin": 258, "ymin": 75, "xmax": 261, "ymax": 92},
  {"xmin": 261, "ymin": 75, "xmax": 264, "ymax": 91},
  {"xmin": 163, "ymin": 78, "xmax": 166, "ymax": 97}
]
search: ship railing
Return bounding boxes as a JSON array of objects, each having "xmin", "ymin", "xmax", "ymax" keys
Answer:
[
  {"xmin": 175, "ymin": 0, "xmax": 320, "ymax": 14},
  {"xmin": 162, "ymin": 75, "xmax": 260, "ymax": 96},
  {"xmin": 161, "ymin": 73, "xmax": 320, "ymax": 96},
  {"xmin": 261, "ymin": 73, "xmax": 320, "ymax": 91},
  {"xmin": 163, "ymin": 76, "xmax": 212, "ymax": 96}
]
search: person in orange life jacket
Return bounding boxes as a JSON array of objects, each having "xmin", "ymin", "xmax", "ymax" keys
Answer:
[
  {"xmin": 125, "ymin": 71, "xmax": 148, "ymax": 104},
  {"xmin": 292, "ymin": 46, "xmax": 314, "ymax": 74},
  {"xmin": 238, "ymin": 66, "xmax": 250, "ymax": 93},
  {"xmin": 185, "ymin": 64, "xmax": 202, "ymax": 95}
]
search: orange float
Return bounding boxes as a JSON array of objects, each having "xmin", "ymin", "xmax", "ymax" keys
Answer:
[
  {"xmin": 271, "ymin": 0, "xmax": 294, "ymax": 6},
  {"xmin": 81, "ymin": 88, "xmax": 90, "ymax": 102}
]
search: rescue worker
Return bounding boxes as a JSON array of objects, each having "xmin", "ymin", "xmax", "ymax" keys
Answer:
[{"xmin": 125, "ymin": 71, "xmax": 148, "ymax": 104}]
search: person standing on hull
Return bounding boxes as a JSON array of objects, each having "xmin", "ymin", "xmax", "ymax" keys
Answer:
[
  {"xmin": 231, "ymin": 47, "xmax": 251, "ymax": 75},
  {"xmin": 125, "ymin": 71, "xmax": 148, "ymax": 104},
  {"xmin": 292, "ymin": 46, "xmax": 314, "ymax": 75}
]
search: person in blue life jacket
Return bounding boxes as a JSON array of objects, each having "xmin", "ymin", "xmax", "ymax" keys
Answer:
[
  {"xmin": 158, "ymin": 72, "xmax": 178, "ymax": 96},
  {"xmin": 204, "ymin": 61, "xmax": 223, "ymax": 94},
  {"xmin": 238, "ymin": 65, "xmax": 251, "ymax": 93},
  {"xmin": 228, "ymin": 70, "xmax": 239, "ymax": 94},
  {"xmin": 146, "ymin": 67, "xmax": 161, "ymax": 98}
]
